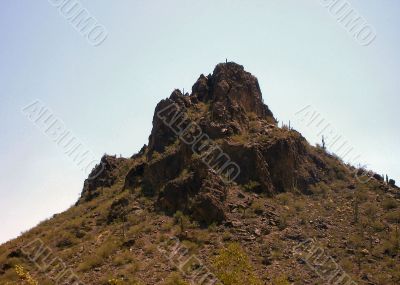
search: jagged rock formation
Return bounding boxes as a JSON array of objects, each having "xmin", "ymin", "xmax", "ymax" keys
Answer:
[
  {"xmin": 79, "ymin": 62, "xmax": 357, "ymax": 224},
  {"xmin": 79, "ymin": 155, "xmax": 128, "ymax": 203},
  {"xmin": 1, "ymin": 62, "xmax": 400, "ymax": 285}
]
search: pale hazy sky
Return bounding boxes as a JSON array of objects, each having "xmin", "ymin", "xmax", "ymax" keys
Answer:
[{"xmin": 1, "ymin": 0, "xmax": 399, "ymax": 244}]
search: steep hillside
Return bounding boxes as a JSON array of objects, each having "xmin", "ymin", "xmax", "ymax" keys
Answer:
[{"xmin": 1, "ymin": 63, "xmax": 399, "ymax": 285}]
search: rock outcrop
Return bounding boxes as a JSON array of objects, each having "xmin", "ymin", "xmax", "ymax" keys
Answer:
[
  {"xmin": 79, "ymin": 155, "xmax": 127, "ymax": 203},
  {"xmin": 80, "ymin": 62, "xmax": 353, "ymax": 224}
]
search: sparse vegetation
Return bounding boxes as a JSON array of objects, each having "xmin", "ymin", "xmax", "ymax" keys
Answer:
[
  {"xmin": 309, "ymin": 182, "xmax": 330, "ymax": 197},
  {"xmin": 14, "ymin": 265, "xmax": 38, "ymax": 285},
  {"xmin": 273, "ymin": 275, "xmax": 290, "ymax": 285},
  {"xmin": 78, "ymin": 237, "xmax": 121, "ymax": 272},
  {"xmin": 162, "ymin": 272, "xmax": 189, "ymax": 285},
  {"xmin": 173, "ymin": 211, "xmax": 191, "ymax": 236},
  {"xmin": 230, "ymin": 133, "xmax": 249, "ymax": 144},
  {"xmin": 213, "ymin": 243, "xmax": 263, "ymax": 285},
  {"xmin": 243, "ymin": 180, "xmax": 261, "ymax": 193},
  {"xmin": 108, "ymin": 278, "xmax": 124, "ymax": 285}
]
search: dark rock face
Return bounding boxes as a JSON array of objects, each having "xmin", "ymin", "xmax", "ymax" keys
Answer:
[
  {"xmin": 147, "ymin": 91, "xmax": 191, "ymax": 155},
  {"xmin": 78, "ymin": 62, "xmax": 347, "ymax": 224},
  {"xmin": 131, "ymin": 144, "xmax": 147, "ymax": 159},
  {"xmin": 389, "ymin": 179, "xmax": 396, "ymax": 187},
  {"xmin": 221, "ymin": 133, "xmax": 319, "ymax": 195},
  {"xmin": 147, "ymin": 62, "xmax": 276, "ymax": 156},
  {"xmin": 191, "ymin": 74, "xmax": 210, "ymax": 101},
  {"xmin": 124, "ymin": 162, "xmax": 145, "ymax": 190},
  {"xmin": 373, "ymin": 174, "xmax": 384, "ymax": 182},
  {"xmin": 208, "ymin": 63, "xmax": 274, "ymax": 119},
  {"xmin": 158, "ymin": 173, "xmax": 197, "ymax": 214},
  {"xmin": 143, "ymin": 148, "xmax": 187, "ymax": 191},
  {"xmin": 191, "ymin": 63, "xmax": 276, "ymax": 138},
  {"xmin": 156, "ymin": 157, "xmax": 228, "ymax": 224},
  {"xmin": 79, "ymin": 155, "xmax": 127, "ymax": 203}
]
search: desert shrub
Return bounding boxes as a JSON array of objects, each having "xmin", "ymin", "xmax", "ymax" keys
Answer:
[
  {"xmin": 269, "ymin": 240, "xmax": 284, "ymax": 260},
  {"xmin": 371, "ymin": 221, "xmax": 386, "ymax": 232},
  {"xmin": 181, "ymin": 240, "xmax": 198, "ymax": 253},
  {"xmin": 309, "ymin": 182, "xmax": 330, "ymax": 197},
  {"xmin": 230, "ymin": 133, "xmax": 249, "ymax": 144},
  {"xmin": 135, "ymin": 238, "xmax": 146, "ymax": 248},
  {"xmin": 276, "ymin": 193, "xmax": 292, "ymax": 206},
  {"xmin": 151, "ymin": 151, "xmax": 162, "ymax": 161},
  {"xmin": 14, "ymin": 265, "xmax": 38, "ymax": 285},
  {"xmin": 162, "ymin": 272, "xmax": 189, "ymax": 285},
  {"xmin": 386, "ymin": 210, "xmax": 400, "ymax": 224},
  {"xmin": 56, "ymin": 231, "xmax": 77, "ymax": 248},
  {"xmin": 381, "ymin": 231, "xmax": 400, "ymax": 257},
  {"xmin": 173, "ymin": 211, "xmax": 192, "ymax": 234},
  {"xmin": 161, "ymin": 220, "xmax": 174, "ymax": 232},
  {"xmin": 381, "ymin": 241, "xmax": 397, "ymax": 257},
  {"xmin": 113, "ymin": 250, "xmax": 136, "ymax": 266},
  {"xmin": 273, "ymin": 275, "xmax": 290, "ymax": 285},
  {"xmin": 277, "ymin": 214, "xmax": 289, "ymax": 230},
  {"xmin": 78, "ymin": 238, "xmax": 120, "ymax": 271},
  {"xmin": 208, "ymin": 222, "xmax": 218, "ymax": 232},
  {"xmin": 383, "ymin": 198, "xmax": 398, "ymax": 210},
  {"xmin": 212, "ymin": 243, "xmax": 262, "ymax": 285},
  {"xmin": 247, "ymin": 112, "xmax": 258, "ymax": 121},
  {"xmin": 348, "ymin": 233, "xmax": 366, "ymax": 250},
  {"xmin": 178, "ymin": 168, "xmax": 190, "ymax": 179},
  {"xmin": 368, "ymin": 179, "xmax": 384, "ymax": 192},
  {"xmin": 293, "ymin": 200, "xmax": 305, "ymax": 212},
  {"xmin": 353, "ymin": 190, "xmax": 368, "ymax": 206},
  {"xmin": 332, "ymin": 164, "xmax": 348, "ymax": 180},
  {"xmin": 340, "ymin": 258, "xmax": 354, "ymax": 272},
  {"xmin": 108, "ymin": 278, "xmax": 124, "ymax": 285},
  {"xmin": 298, "ymin": 211, "xmax": 308, "ymax": 225},
  {"xmin": 251, "ymin": 200, "xmax": 265, "ymax": 215},
  {"xmin": 165, "ymin": 139, "xmax": 180, "ymax": 154},
  {"xmin": 249, "ymin": 121, "xmax": 261, "ymax": 132},
  {"xmin": 127, "ymin": 224, "xmax": 146, "ymax": 237},
  {"xmin": 144, "ymin": 243, "xmax": 157, "ymax": 255},
  {"xmin": 97, "ymin": 238, "xmax": 120, "ymax": 258},
  {"xmin": 78, "ymin": 255, "xmax": 103, "ymax": 272},
  {"xmin": 243, "ymin": 180, "xmax": 262, "ymax": 193},
  {"xmin": 364, "ymin": 204, "xmax": 378, "ymax": 220},
  {"xmin": 194, "ymin": 230, "xmax": 212, "ymax": 244},
  {"xmin": 99, "ymin": 276, "xmax": 132, "ymax": 285},
  {"xmin": 222, "ymin": 231, "xmax": 233, "ymax": 241},
  {"xmin": 2, "ymin": 257, "xmax": 21, "ymax": 268}
]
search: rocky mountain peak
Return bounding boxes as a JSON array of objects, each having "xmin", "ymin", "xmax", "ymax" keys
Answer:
[
  {"xmin": 192, "ymin": 62, "xmax": 274, "ymax": 120},
  {"xmin": 2, "ymin": 63, "xmax": 400, "ymax": 285},
  {"xmin": 147, "ymin": 62, "xmax": 276, "ymax": 156},
  {"xmin": 81, "ymin": 63, "xmax": 349, "ymax": 224},
  {"xmin": 79, "ymin": 63, "xmax": 398, "ymax": 226}
]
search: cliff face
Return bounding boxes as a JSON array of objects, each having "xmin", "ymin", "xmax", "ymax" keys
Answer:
[{"xmin": 1, "ymin": 63, "xmax": 399, "ymax": 285}]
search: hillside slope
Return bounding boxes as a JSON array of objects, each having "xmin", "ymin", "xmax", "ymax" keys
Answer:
[{"xmin": 1, "ymin": 63, "xmax": 399, "ymax": 285}]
